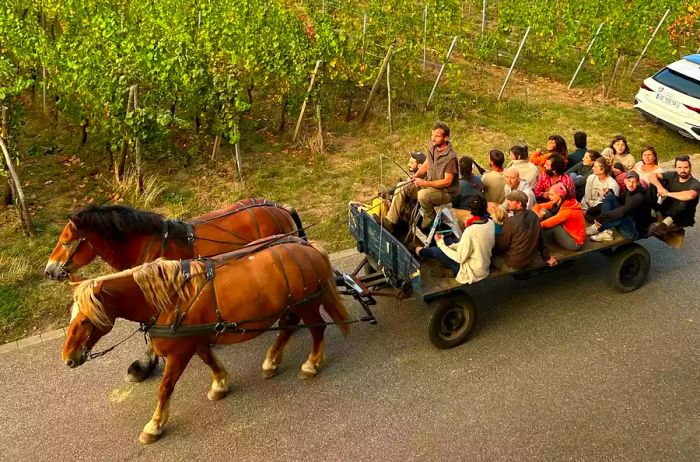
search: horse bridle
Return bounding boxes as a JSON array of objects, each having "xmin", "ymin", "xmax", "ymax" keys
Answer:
[{"xmin": 58, "ymin": 237, "xmax": 94, "ymax": 280}]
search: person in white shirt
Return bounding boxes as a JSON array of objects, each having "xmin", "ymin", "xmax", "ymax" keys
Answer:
[
  {"xmin": 415, "ymin": 195, "xmax": 494, "ymax": 283},
  {"xmin": 582, "ymin": 158, "xmax": 620, "ymax": 226}
]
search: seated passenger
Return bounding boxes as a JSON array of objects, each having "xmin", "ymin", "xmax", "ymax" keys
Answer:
[
  {"xmin": 612, "ymin": 162, "xmax": 627, "ymax": 193},
  {"xmin": 506, "ymin": 144, "xmax": 539, "ymax": 186},
  {"xmin": 582, "ymin": 158, "xmax": 620, "ymax": 223},
  {"xmin": 533, "ymin": 183, "xmax": 586, "ymax": 250},
  {"xmin": 648, "ymin": 155, "xmax": 700, "ymax": 236},
  {"xmin": 503, "ymin": 167, "xmax": 536, "ymax": 210},
  {"xmin": 567, "ymin": 131, "xmax": 587, "ymax": 166},
  {"xmin": 530, "ymin": 134, "xmax": 569, "ymax": 174},
  {"xmin": 633, "ymin": 146, "xmax": 664, "ymax": 188},
  {"xmin": 533, "ymin": 155, "xmax": 575, "ymax": 203},
  {"xmin": 492, "ymin": 190, "xmax": 557, "ymax": 271},
  {"xmin": 482, "ymin": 149, "xmax": 506, "ymax": 204},
  {"xmin": 601, "ymin": 134, "xmax": 635, "ymax": 172},
  {"xmin": 589, "ymin": 171, "xmax": 652, "ymax": 241},
  {"xmin": 566, "ymin": 149, "xmax": 601, "ymax": 201},
  {"xmin": 452, "ymin": 156, "xmax": 485, "ymax": 224},
  {"xmin": 415, "ymin": 195, "xmax": 494, "ymax": 283},
  {"xmin": 408, "ymin": 151, "xmax": 426, "ymax": 175}
]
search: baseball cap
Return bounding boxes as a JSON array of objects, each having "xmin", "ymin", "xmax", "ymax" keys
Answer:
[
  {"xmin": 410, "ymin": 151, "xmax": 426, "ymax": 164},
  {"xmin": 506, "ymin": 190, "xmax": 528, "ymax": 208},
  {"xmin": 626, "ymin": 171, "xmax": 640, "ymax": 181}
]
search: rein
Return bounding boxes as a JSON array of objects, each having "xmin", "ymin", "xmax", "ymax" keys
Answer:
[{"xmin": 82, "ymin": 324, "xmax": 146, "ymax": 362}]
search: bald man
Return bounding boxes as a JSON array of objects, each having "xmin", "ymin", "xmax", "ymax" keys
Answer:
[{"xmin": 503, "ymin": 167, "xmax": 536, "ymax": 210}]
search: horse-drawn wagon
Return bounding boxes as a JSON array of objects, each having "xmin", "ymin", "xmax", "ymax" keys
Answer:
[{"xmin": 345, "ymin": 203, "xmax": 682, "ymax": 349}]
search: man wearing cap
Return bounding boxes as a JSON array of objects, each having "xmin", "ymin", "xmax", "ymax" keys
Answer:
[
  {"xmin": 588, "ymin": 171, "xmax": 652, "ymax": 241},
  {"xmin": 408, "ymin": 151, "xmax": 426, "ymax": 174},
  {"xmin": 503, "ymin": 167, "xmax": 536, "ymax": 210},
  {"xmin": 384, "ymin": 122, "xmax": 459, "ymax": 232},
  {"xmin": 493, "ymin": 190, "xmax": 557, "ymax": 271},
  {"xmin": 647, "ymin": 155, "xmax": 700, "ymax": 236}
]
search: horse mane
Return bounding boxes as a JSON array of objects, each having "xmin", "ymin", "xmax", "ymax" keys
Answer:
[
  {"xmin": 73, "ymin": 268, "xmax": 140, "ymax": 329},
  {"xmin": 70, "ymin": 204, "xmax": 165, "ymax": 241},
  {"xmin": 132, "ymin": 260, "xmax": 206, "ymax": 315},
  {"xmin": 73, "ymin": 260, "xmax": 206, "ymax": 328}
]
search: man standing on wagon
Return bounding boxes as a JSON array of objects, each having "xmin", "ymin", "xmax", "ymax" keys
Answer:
[{"xmin": 384, "ymin": 122, "xmax": 459, "ymax": 232}]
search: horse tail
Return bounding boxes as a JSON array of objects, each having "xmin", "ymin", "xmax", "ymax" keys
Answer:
[
  {"xmin": 309, "ymin": 241, "xmax": 350, "ymax": 334},
  {"xmin": 281, "ymin": 203, "xmax": 307, "ymax": 241}
]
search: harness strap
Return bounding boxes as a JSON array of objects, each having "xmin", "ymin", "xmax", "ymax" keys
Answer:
[{"xmin": 146, "ymin": 286, "xmax": 327, "ymax": 338}]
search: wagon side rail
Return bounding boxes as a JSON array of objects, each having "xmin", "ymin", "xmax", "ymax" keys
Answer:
[{"xmin": 348, "ymin": 203, "xmax": 421, "ymax": 293}]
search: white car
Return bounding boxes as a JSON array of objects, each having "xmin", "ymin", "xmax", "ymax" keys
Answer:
[{"xmin": 634, "ymin": 54, "xmax": 700, "ymax": 141}]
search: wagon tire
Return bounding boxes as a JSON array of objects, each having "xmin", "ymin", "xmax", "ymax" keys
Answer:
[
  {"xmin": 428, "ymin": 293, "xmax": 476, "ymax": 349},
  {"xmin": 608, "ymin": 243, "xmax": 650, "ymax": 293}
]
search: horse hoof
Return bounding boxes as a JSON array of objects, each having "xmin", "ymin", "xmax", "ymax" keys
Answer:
[
  {"xmin": 207, "ymin": 389, "xmax": 228, "ymax": 401},
  {"xmin": 126, "ymin": 358, "xmax": 157, "ymax": 383},
  {"xmin": 139, "ymin": 431, "xmax": 161, "ymax": 445},
  {"xmin": 261, "ymin": 368, "xmax": 277, "ymax": 379},
  {"xmin": 297, "ymin": 369, "xmax": 317, "ymax": 380}
]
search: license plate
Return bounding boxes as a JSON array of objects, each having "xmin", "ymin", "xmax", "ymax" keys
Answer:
[{"xmin": 656, "ymin": 92, "xmax": 680, "ymax": 108}]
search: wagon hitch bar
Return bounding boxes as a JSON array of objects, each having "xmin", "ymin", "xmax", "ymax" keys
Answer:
[{"xmin": 334, "ymin": 271, "xmax": 378, "ymax": 325}]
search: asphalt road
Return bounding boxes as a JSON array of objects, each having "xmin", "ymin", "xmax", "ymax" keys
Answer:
[{"xmin": 1, "ymin": 235, "xmax": 699, "ymax": 461}]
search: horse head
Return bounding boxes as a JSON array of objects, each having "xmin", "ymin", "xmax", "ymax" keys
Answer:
[
  {"xmin": 45, "ymin": 219, "xmax": 98, "ymax": 281},
  {"xmin": 62, "ymin": 280, "xmax": 113, "ymax": 368}
]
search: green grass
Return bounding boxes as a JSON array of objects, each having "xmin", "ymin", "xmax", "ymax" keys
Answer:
[{"xmin": 0, "ymin": 60, "xmax": 698, "ymax": 343}]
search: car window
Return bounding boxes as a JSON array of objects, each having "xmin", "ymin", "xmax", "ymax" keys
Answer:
[{"xmin": 653, "ymin": 68, "xmax": 700, "ymax": 99}]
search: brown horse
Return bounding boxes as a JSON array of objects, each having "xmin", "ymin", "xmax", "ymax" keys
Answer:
[
  {"xmin": 46, "ymin": 198, "xmax": 306, "ymax": 382},
  {"xmin": 62, "ymin": 236, "xmax": 349, "ymax": 444}
]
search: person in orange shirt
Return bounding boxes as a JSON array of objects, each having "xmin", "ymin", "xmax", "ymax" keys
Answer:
[
  {"xmin": 530, "ymin": 135, "xmax": 569, "ymax": 174},
  {"xmin": 532, "ymin": 183, "xmax": 586, "ymax": 250}
]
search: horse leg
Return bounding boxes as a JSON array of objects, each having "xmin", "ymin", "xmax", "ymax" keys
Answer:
[
  {"xmin": 297, "ymin": 310, "xmax": 326, "ymax": 380},
  {"xmin": 126, "ymin": 341, "xmax": 159, "ymax": 383},
  {"xmin": 138, "ymin": 348, "xmax": 194, "ymax": 445},
  {"xmin": 196, "ymin": 345, "xmax": 230, "ymax": 401},
  {"xmin": 261, "ymin": 312, "xmax": 300, "ymax": 379}
]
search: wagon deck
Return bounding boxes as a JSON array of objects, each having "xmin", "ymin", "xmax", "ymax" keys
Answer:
[{"xmin": 347, "ymin": 202, "xmax": 681, "ymax": 348}]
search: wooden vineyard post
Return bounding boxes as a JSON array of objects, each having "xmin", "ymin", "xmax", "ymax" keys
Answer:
[
  {"xmin": 606, "ymin": 53, "xmax": 624, "ymax": 98},
  {"xmin": 386, "ymin": 60, "xmax": 393, "ymax": 133},
  {"xmin": 316, "ymin": 104, "xmax": 324, "ymax": 154},
  {"xmin": 360, "ymin": 45, "xmax": 393, "ymax": 123},
  {"xmin": 427, "ymin": 37, "xmax": 458, "ymax": 108},
  {"xmin": 481, "ymin": 0, "xmax": 487, "ymax": 40},
  {"xmin": 0, "ymin": 107, "xmax": 34, "ymax": 236},
  {"xmin": 234, "ymin": 142, "xmax": 243, "ymax": 181},
  {"xmin": 131, "ymin": 84, "xmax": 143, "ymax": 193},
  {"xmin": 293, "ymin": 60, "xmax": 322, "ymax": 142},
  {"xmin": 497, "ymin": 26, "xmax": 530, "ymax": 101},
  {"xmin": 211, "ymin": 133, "xmax": 222, "ymax": 160},
  {"xmin": 423, "ymin": 5, "xmax": 427, "ymax": 68}
]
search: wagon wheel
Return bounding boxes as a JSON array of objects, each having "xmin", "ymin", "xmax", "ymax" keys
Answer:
[
  {"xmin": 428, "ymin": 293, "xmax": 476, "ymax": 349},
  {"xmin": 608, "ymin": 243, "xmax": 650, "ymax": 293}
]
